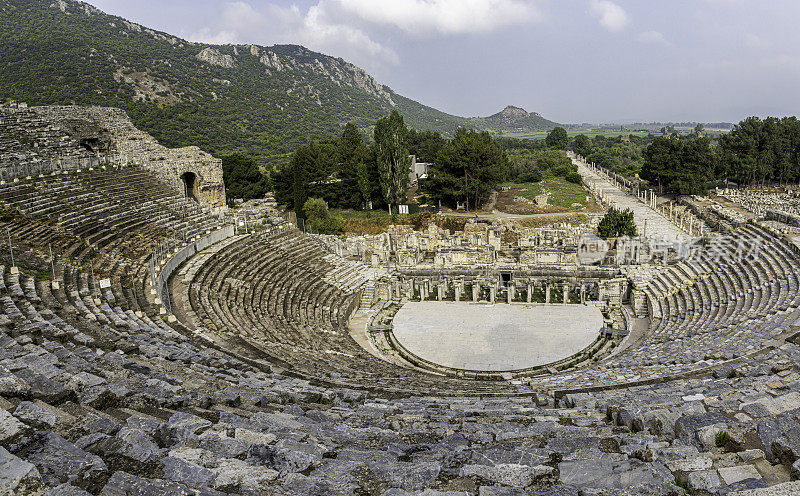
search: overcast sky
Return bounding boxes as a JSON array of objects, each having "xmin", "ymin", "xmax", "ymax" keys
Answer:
[{"xmin": 88, "ymin": 0, "xmax": 800, "ymax": 124}]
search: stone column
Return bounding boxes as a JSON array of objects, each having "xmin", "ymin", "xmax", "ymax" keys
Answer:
[
  {"xmin": 437, "ymin": 283, "xmax": 443, "ymax": 301},
  {"xmin": 563, "ymin": 284, "xmax": 569, "ymax": 304},
  {"xmin": 580, "ymin": 284, "xmax": 586, "ymax": 304},
  {"xmin": 455, "ymin": 284, "xmax": 461, "ymax": 302},
  {"xmin": 545, "ymin": 285, "xmax": 551, "ymax": 304},
  {"xmin": 527, "ymin": 284, "xmax": 533, "ymax": 303},
  {"xmin": 508, "ymin": 284, "xmax": 515, "ymax": 304},
  {"xmin": 490, "ymin": 285, "xmax": 496, "ymax": 304},
  {"xmin": 473, "ymin": 284, "xmax": 479, "ymax": 303}
]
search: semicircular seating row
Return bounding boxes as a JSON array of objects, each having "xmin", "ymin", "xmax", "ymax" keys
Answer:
[
  {"xmin": 2, "ymin": 166, "xmax": 800, "ymax": 493},
  {"xmin": 186, "ymin": 221, "xmax": 800, "ymax": 395},
  {"xmin": 535, "ymin": 223, "xmax": 800, "ymax": 391},
  {"xmin": 186, "ymin": 227, "xmax": 527, "ymax": 395}
]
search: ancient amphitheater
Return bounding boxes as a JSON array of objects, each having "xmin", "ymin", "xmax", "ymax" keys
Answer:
[{"xmin": 0, "ymin": 105, "xmax": 799, "ymax": 496}]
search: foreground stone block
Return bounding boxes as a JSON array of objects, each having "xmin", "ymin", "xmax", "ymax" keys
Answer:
[
  {"xmin": 100, "ymin": 470, "xmax": 225, "ymax": 496},
  {"xmin": 0, "ymin": 408, "xmax": 26, "ymax": 443},
  {"xmin": 0, "ymin": 446, "xmax": 41, "ymax": 496},
  {"xmin": 13, "ymin": 401, "xmax": 58, "ymax": 428},
  {"xmin": 43, "ymin": 484, "xmax": 92, "ymax": 496},
  {"xmin": 19, "ymin": 431, "xmax": 107, "ymax": 491},
  {"xmin": 756, "ymin": 417, "xmax": 800, "ymax": 461},
  {"xmin": 687, "ymin": 469, "xmax": 721, "ymax": 492},
  {"xmin": 460, "ymin": 463, "xmax": 555, "ymax": 487},
  {"xmin": 162, "ymin": 456, "xmax": 216, "ymax": 488},
  {"xmin": 212, "ymin": 458, "xmax": 278, "ymax": 492},
  {"xmin": 717, "ymin": 465, "xmax": 763, "ymax": 486},
  {"xmin": 727, "ymin": 481, "xmax": 800, "ymax": 496}
]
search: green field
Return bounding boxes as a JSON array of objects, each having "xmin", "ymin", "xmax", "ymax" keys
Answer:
[
  {"xmin": 503, "ymin": 129, "xmax": 652, "ymax": 139},
  {"xmin": 502, "ymin": 126, "xmax": 731, "ymax": 140}
]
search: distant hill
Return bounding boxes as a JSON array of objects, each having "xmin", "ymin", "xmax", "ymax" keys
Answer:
[
  {"xmin": 0, "ymin": 0, "xmax": 557, "ymax": 166},
  {"xmin": 474, "ymin": 105, "xmax": 558, "ymax": 133}
]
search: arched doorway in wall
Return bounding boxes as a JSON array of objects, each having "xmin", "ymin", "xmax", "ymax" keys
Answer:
[{"xmin": 181, "ymin": 172, "xmax": 199, "ymax": 202}]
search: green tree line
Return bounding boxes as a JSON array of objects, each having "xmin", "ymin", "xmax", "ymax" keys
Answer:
[{"xmin": 273, "ymin": 111, "xmax": 510, "ymax": 218}]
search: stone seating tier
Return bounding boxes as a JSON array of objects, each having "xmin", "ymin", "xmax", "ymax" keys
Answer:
[{"xmin": 0, "ymin": 162, "xmax": 799, "ymax": 493}]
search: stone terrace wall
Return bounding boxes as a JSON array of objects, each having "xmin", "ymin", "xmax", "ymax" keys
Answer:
[{"xmin": 0, "ymin": 105, "xmax": 226, "ymax": 209}]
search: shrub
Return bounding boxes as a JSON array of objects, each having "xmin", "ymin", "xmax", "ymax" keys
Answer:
[
  {"xmin": 565, "ymin": 172, "xmax": 583, "ymax": 184},
  {"xmin": 303, "ymin": 198, "xmax": 343, "ymax": 234},
  {"xmin": 714, "ymin": 431, "xmax": 730, "ymax": 448},
  {"xmin": 597, "ymin": 206, "xmax": 637, "ymax": 239}
]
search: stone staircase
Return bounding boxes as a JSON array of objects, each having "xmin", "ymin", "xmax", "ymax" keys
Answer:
[{"xmin": 359, "ymin": 279, "xmax": 376, "ymax": 310}]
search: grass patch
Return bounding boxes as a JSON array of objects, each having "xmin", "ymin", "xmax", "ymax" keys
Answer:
[
  {"xmin": 331, "ymin": 209, "xmax": 468, "ymax": 235},
  {"xmin": 497, "ymin": 177, "xmax": 600, "ymax": 214}
]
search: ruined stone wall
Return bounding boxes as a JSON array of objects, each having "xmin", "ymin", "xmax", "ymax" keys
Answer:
[{"xmin": 0, "ymin": 105, "xmax": 226, "ymax": 209}]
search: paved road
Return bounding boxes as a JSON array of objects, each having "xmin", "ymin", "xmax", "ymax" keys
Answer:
[{"xmin": 573, "ymin": 156, "xmax": 688, "ymax": 240}]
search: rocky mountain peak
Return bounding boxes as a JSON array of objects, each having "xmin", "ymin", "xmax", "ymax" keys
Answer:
[{"xmin": 499, "ymin": 105, "xmax": 530, "ymax": 118}]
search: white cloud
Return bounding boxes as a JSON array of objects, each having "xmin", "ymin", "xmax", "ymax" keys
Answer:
[
  {"xmin": 269, "ymin": 3, "xmax": 400, "ymax": 64},
  {"xmin": 744, "ymin": 33, "xmax": 770, "ymax": 49},
  {"xmin": 186, "ymin": 1, "xmax": 399, "ymax": 69},
  {"xmin": 638, "ymin": 30, "xmax": 671, "ymax": 46},
  {"xmin": 336, "ymin": 0, "xmax": 542, "ymax": 36},
  {"xmin": 185, "ymin": 0, "xmax": 546, "ymax": 71},
  {"xmin": 589, "ymin": 0, "xmax": 629, "ymax": 32},
  {"xmin": 188, "ymin": 1, "xmax": 263, "ymax": 43}
]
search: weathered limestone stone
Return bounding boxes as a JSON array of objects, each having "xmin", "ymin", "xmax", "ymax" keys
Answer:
[
  {"xmin": 0, "ymin": 408, "xmax": 26, "ymax": 443},
  {"xmin": 665, "ymin": 454, "xmax": 712, "ymax": 472},
  {"xmin": 0, "ymin": 447, "xmax": 42, "ymax": 496},
  {"xmin": 771, "ymin": 428, "xmax": 800, "ymax": 466},
  {"xmin": 161, "ymin": 412, "xmax": 212, "ymax": 445},
  {"xmin": 697, "ymin": 423, "xmax": 729, "ymax": 449},
  {"xmin": 212, "ymin": 458, "xmax": 278, "ymax": 491},
  {"xmin": 20, "ymin": 431, "xmax": 108, "ymax": 490},
  {"xmin": 233, "ymin": 428, "xmax": 276, "ymax": 446},
  {"xmin": 162, "ymin": 456, "xmax": 216, "ymax": 488},
  {"xmin": 100, "ymin": 471, "xmax": 223, "ymax": 496},
  {"xmin": 687, "ymin": 469, "xmax": 722, "ymax": 492},
  {"xmin": 757, "ymin": 417, "xmax": 800, "ymax": 461},
  {"xmin": 727, "ymin": 481, "xmax": 800, "ymax": 496},
  {"xmin": 718, "ymin": 465, "xmax": 763, "ymax": 486},
  {"xmin": 43, "ymin": 484, "xmax": 92, "ymax": 496},
  {"xmin": 460, "ymin": 463, "xmax": 554, "ymax": 487},
  {"xmin": 13, "ymin": 401, "xmax": 58, "ymax": 428}
]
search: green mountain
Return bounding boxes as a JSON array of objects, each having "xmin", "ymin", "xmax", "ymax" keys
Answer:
[
  {"xmin": 0, "ymin": 0, "xmax": 557, "ymax": 166},
  {"xmin": 478, "ymin": 105, "xmax": 558, "ymax": 133}
]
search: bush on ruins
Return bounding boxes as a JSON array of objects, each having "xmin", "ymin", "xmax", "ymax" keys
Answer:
[
  {"xmin": 304, "ymin": 197, "xmax": 343, "ymax": 234},
  {"xmin": 597, "ymin": 206, "xmax": 637, "ymax": 239}
]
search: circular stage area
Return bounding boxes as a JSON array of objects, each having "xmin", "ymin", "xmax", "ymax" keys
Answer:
[{"xmin": 391, "ymin": 301, "xmax": 603, "ymax": 371}]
